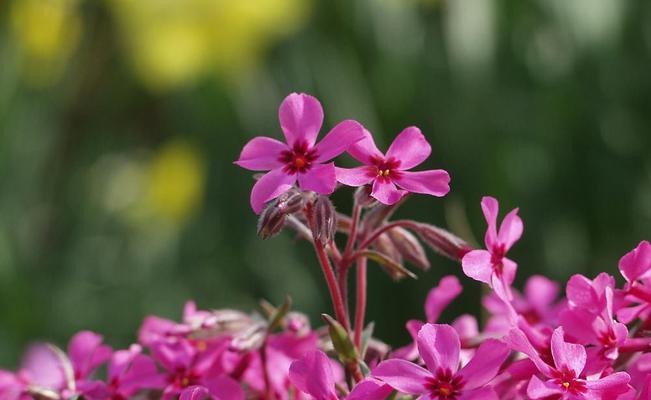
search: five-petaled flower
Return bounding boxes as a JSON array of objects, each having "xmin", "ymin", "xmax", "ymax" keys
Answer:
[
  {"xmin": 461, "ymin": 196, "xmax": 523, "ymax": 298},
  {"xmin": 335, "ymin": 128, "xmax": 450, "ymax": 205},
  {"xmin": 235, "ymin": 93, "xmax": 365, "ymax": 213},
  {"xmin": 372, "ymin": 323, "xmax": 510, "ymax": 400}
]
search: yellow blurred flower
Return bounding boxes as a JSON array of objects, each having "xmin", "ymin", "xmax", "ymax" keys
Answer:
[
  {"xmin": 10, "ymin": 0, "xmax": 82, "ymax": 86},
  {"xmin": 109, "ymin": 0, "xmax": 310, "ymax": 91},
  {"xmin": 145, "ymin": 141, "xmax": 206, "ymax": 225}
]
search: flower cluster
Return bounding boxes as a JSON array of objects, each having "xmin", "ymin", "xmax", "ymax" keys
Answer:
[{"xmin": 2, "ymin": 93, "xmax": 650, "ymax": 400}]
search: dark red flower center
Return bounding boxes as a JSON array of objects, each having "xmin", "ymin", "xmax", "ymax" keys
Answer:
[
  {"xmin": 491, "ymin": 244, "xmax": 507, "ymax": 275},
  {"xmin": 425, "ymin": 368, "xmax": 464, "ymax": 399},
  {"xmin": 370, "ymin": 156, "xmax": 402, "ymax": 183},
  {"xmin": 551, "ymin": 367, "xmax": 587, "ymax": 395},
  {"xmin": 168, "ymin": 367, "xmax": 201, "ymax": 389},
  {"xmin": 280, "ymin": 141, "xmax": 318, "ymax": 174}
]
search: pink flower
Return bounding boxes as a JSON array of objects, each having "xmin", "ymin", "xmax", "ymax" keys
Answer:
[
  {"xmin": 373, "ymin": 324, "xmax": 510, "ymax": 399},
  {"xmin": 461, "ymin": 196, "xmax": 523, "ymax": 297},
  {"xmin": 618, "ymin": 241, "xmax": 651, "ymax": 324},
  {"xmin": 178, "ymin": 376, "xmax": 245, "ymax": 400},
  {"xmin": 288, "ymin": 350, "xmax": 339, "ymax": 400},
  {"xmin": 507, "ymin": 327, "xmax": 630, "ymax": 399},
  {"xmin": 235, "ymin": 93, "xmax": 366, "ymax": 213},
  {"xmin": 335, "ymin": 127, "xmax": 450, "ymax": 205}
]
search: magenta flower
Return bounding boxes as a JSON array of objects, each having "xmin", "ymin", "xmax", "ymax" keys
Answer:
[
  {"xmin": 618, "ymin": 241, "xmax": 651, "ymax": 323},
  {"xmin": 288, "ymin": 350, "xmax": 339, "ymax": 400},
  {"xmin": 335, "ymin": 127, "xmax": 450, "ymax": 205},
  {"xmin": 235, "ymin": 93, "xmax": 366, "ymax": 213},
  {"xmin": 373, "ymin": 324, "xmax": 510, "ymax": 400},
  {"xmin": 461, "ymin": 196, "xmax": 523, "ymax": 297},
  {"xmin": 507, "ymin": 327, "xmax": 630, "ymax": 399},
  {"xmin": 178, "ymin": 376, "xmax": 245, "ymax": 400}
]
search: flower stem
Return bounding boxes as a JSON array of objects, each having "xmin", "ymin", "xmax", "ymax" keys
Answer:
[
  {"xmin": 314, "ymin": 240, "xmax": 350, "ymax": 331},
  {"xmin": 354, "ymin": 256, "xmax": 367, "ymax": 351}
]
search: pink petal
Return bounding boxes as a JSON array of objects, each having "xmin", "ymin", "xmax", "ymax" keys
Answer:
[
  {"xmin": 250, "ymin": 168, "xmax": 296, "ymax": 214},
  {"xmin": 278, "ymin": 93, "xmax": 323, "ymax": 148},
  {"xmin": 497, "ymin": 208, "xmax": 523, "ymax": 251},
  {"xmin": 385, "ymin": 127, "xmax": 431, "ymax": 170},
  {"xmin": 346, "ymin": 129, "xmax": 384, "ymax": 165},
  {"xmin": 394, "ymin": 170, "xmax": 450, "ymax": 197},
  {"xmin": 524, "ymin": 275, "xmax": 559, "ymax": 311},
  {"xmin": 526, "ymin": 376, "xmax": 562, "ymax": 399},
  {"xmin": 501, "ymin": 257, "xmax": 518, "ymax": 288},
  {"xmin": 234, "ymin": 137, "xmax": 287, "ymax": 171},
  {"xmin": 461, "ymin": 250, "xmax": 493, "ymax": 285},
  {"xmin": 371, "ymin": 359, "xmax": 429, "ymax": 395},
  {"xmin": 619, "ymin": 241, "xmax": 651, "ymax": 283},
  {"xmin": 417, "ymin": 324, "xmax": 460, "ymax": 374},
  {"xmin": 297, "ymin": 162, "xmax": 336, "ymax": 194},
  {"xmin": 180, "ymin": 386, "xmax": 211, "ymax": 400},
  {"xmin": 458, "ymin": 339, "xmax": 510, "ymax": 390},
  {"xmin": 505, "ymin": 329, "xmax": 553, "ymax": 377},
  {"xmin": 335, "ymin": 166, "xmax": 375, "ymax": 187},
  {"xmin": 459, "ymin": 386, "xmax": 499, "ymax": 400},
  {"xmin": 452, "ymin": 314, "xmax": 479, "ymax": 340},
  {"xmin": 108, "ymin": 345, "xmax": 140, "ymax": 381},
  {"xmin": 205, "ymin": 376, "xmax": 245, "ymax": 400},
  {"xmin": 118, "ymin": 353, "xmax": 166, "ymax": 394},
  {"xmin": 68, "ymin": 331, "xmax": 112, "ymax": 379},
  {"xmin": 21, "ymin": 344, "xmax": 66, "ymax": 390},
  {"xmin": 424, "ymin": 275, "xmax": 462, "ymax": 323},
  {"xmin": 558, "ymin": 309, "xmax": 598, "ymax": 344},
  {"xmin": 481, "ymin": 196, "xmax": 499, "ymax": 249},
  {"xmin": 584, "ymin": 372, "xmax": 630, "ymax": 392},
  {"xmin": 371, "ymin": 180, "xmax": 407, "ymax": 205},
  {"xmin": 566, "ymin": 274, "xmax": 601, "ymax": 314},
  {"xmin": 347, "ymin": 378, "xmax": 393, "ymax": 400},
  {"xmin": 288, "ymin": 351, "xmax": 336, "ymax": 400},
  {"xmin": 550, "ymin": 327, "xmax": 586, "ymax": 376},
  {"xmin": 314, "ymin": 120, "xmax": 366, "ymax": 162}
]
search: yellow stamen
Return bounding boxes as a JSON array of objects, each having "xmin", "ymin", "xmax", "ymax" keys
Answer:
[
  {"xmin": 294, "ymin": 158, "xmax": 305, "ymax": 168},
  {"xmin": 378, "ymin": 169, "xmax": 390, "ymax": 177},
  {"xmin": 562, "ymin": 382, "xmax": 570, "ymax": 389},
  {"xmin": 439, "ymin": 387, "xmax": 451, "ymax": 396},
  {"xmin": 181, "ymin": 377, "xmax": 190, "ymax": 387},
  {"xmin": 196, "ymin": 340, "xmax": 207, "ymax": 351}
]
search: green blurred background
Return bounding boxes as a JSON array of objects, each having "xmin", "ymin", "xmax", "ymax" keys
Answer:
[{"xmin": 0, "ymin": 0, "xmax": 650, "ymax": 366}]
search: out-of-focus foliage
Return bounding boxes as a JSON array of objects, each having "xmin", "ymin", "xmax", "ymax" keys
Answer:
[{"xmin": 0, "ymin": 0, "xmax": 650, "ymax": 367}]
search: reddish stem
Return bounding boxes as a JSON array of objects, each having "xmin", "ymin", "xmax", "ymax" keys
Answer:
[
  {"xmin": 344, "ymin": 204, "xmax": 362, "ymax": 257},
  {"xmin": 354, "ymin": 256, "xmax": 367, "ymax": 351},
  {"xmin": 314, "ymin": 240, "xmax": 351, "ymax": 331}
]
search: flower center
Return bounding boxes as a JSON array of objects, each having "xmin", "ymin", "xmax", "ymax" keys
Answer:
[
  {"xmin": 552, "ymin": 367, "xmax": 587, "ymax": 395},
  {"xmin": 371, "ymin": 157, "xmax": 401, "ymax": 183},
  {"xmin": 491, "ymin": 244, "xmax": 507, "ymax": 275},
  {"xmin": 425, "ymin": 368, "xmax": 464, "ymax": 399},
  {"xmin": 280, "ymin": 142, "xmax": 318, "ymax": 175}
]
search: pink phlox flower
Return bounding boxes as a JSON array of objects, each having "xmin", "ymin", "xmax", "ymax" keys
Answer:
[
  {"xmin": 373, "ymin": 323, "xmax": 510, "ymax": 400},
  {"xmin": 288, "ymin": 350, "xmax": 339, "ymax": 400},
  {"xmin": 235, "ymin": 92, "xmax": 366, "ymax": 213},
  {"xmin": 507, "ymin": 327, "xmax": 630, "ymax": 399},
  {"xmin": 627, "ymin": 353, "xmax": 651, "ymax": 394},
  {"xmin": 347, "ymin": 378, "xmax": 393, "ymax": 400},
  {"xmin": 560, "ymin": 274, "xmax": 628, "ymax": 375},
  {"xmin": 335, "ymin": 127, "xmax": 450, "ymax": 205},
  {"xmin": 618, "ymin": 241, "xmax": 651, "ymax": 324},
  {"xmin": 393, "ymin": 275, "xmax": 462, "ymax": 360},
  {"xmin": 484, "ymin": 275, "xmax": 563, "ymax": 336},
  {"xmin": 462, "ymin": 196, "xmax": 523, "ymax": 299}
]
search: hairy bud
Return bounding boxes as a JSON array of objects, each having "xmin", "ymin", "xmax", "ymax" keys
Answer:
[
  {"xmin": 388, "ymin": 227, "xmax": 430, "ymax": 270},
  {"xmin": 354, "ymin": 185, "xmax": 376, "ymax": 208},
  {"xmin": 311, "ymin": 196, "xmax": 336, "ymax": 244},
  {"xmin": 257, "ymin": 189, "xmax": 304, "ymax": 240},
  {"xmin": 415, "ymin": 223, "xmax": 471, "ymax": 261},
  {"xmin": 373, "ymin": 233, "xmax": 403, "ymax": 266}
]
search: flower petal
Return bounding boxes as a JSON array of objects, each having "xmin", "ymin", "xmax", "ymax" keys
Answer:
[
  {"xmin": 68, "ymin": 331, "xmax": 112, "ymax": 379},
  {"xmin": 459, "ymin": 386, "xmax": 499, "ymax": 400},
  {"xmin": 461, "ymin": 250, "xmax": 493, "ymax": 285},
  {"xmin": 501, "ymin": 257, "xmax": 518, "ymax": 287},
  {"xmin": 180, "ymin": 386, "xmax": 211, "ymax": 400},
  {"xmin": 372, "ymin": 359, "xmax": 429, "ymax": 395},
  {"xmin": 234, "ymin": 137, "xmax": 287, "ymax": 171},
  {"xmin": 550, "ymin": 327, "xmax": 586, "ymax": 376},
  {"xmin": 526, "ymin": 376, "xmax": 562, "ymax": 399},
  {"xmin": 335, "ymin": 166, "xmax": 375, "ymax": 187},
  {"xmin": 619, "ymin": 240, "xmax": 651, "ymax": 283},
  {"xmin": 584, "ymin": 372, "xmax": 630, "ymax": 393},
  {"xmin": 250, "ymin": 169, "xmax": 296, "ymax": 214},
  {"xmin": 371, "ymin": 180, "xmax": 407, "ymax": 205},
  {"xmin": 394, "ymin": 170, "xmax": 450, "ymax": 197},
  {"xmin": 524, "ymin": 275, "xmax": 559, "ymax": 311},
  {"xmin": 346, "ymin": 129, "xmax": 385, "ymax": 164},
  {"xmin": 385, "ymin": 127, "xmax": 431, "ymax": 170},
  {"xmin": 347, "ymin": 378, "xmax": 394, "ymax": 400},
  {"xmin": 278, "ymin": 93, "xmax": 324, "ymax": 148},
  {"xmin": 288, "ymin": 351, "xmax": 336, "ymax": 400},
  {"xmin": 497, "ymin": 208, "xmax": 523, "ymax": 251},
  {"xmin": 424, "ymin": 275, "xmax": 462, "ymax": 323},
  {"xmin": 458, "ymin": 339, "xmax": 510, "ymax": 390},
  {"xmin": 481, "ymin": 196, "xmax": 499, "ymax": 249},
  {"xmin": 205, "ymin": 375, "xmax": 245, "ymax": 400},
  {"xmin": 417, "ymin": 324, "xmax": 460, "ymax": 374},
  {"xmin": 297, "ymin": 162, "xmax": 336, "ymax": 194},
  {"xmin": 314, "ymin": 120, "xmax": 366, "ymax": 162},
  {"xmin": 505, "ymin": 328, "xmax": 553, "ymax": 377}
]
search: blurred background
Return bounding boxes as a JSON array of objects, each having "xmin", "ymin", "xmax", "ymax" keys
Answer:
[{"xmin": 0, "ymin": 0, "xmax": 650, "ymax": 366}]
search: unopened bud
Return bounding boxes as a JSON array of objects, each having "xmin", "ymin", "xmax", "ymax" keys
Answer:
[
  {"xmin": 284, "ymin": 312, "xmax": 311, "ymax": 336},
  {"xmin": 311, "ymin": 196, "xmax": 336, "ymax": 244},
  {"xmin": 415, "ymin": 223, "xmax": 470, "ymax": 261},
  {"xmin": 388, "ymin": 227, "xmax": 430, "ymax": 270},
  {"xmin": 373, "ymin": 233, "xmax": 402, "ymax": 266},
  {"xmin": 257, "ymin": 189, "xmax": 305, "ymax": 240},
  {"xmin": 322, "ymin": 314, "xmax": 358, "ymax": 364},
  {"xmin": 354, "ymin": 185, "xmax": 376, "ymax": 208}
]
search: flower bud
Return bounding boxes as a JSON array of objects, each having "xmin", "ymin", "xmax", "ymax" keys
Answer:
[
  {"xmin": 276, "ymin": 188, "xmax": 304, "ymax": 214},
  {"xmin": 388, "ymin": 227, "xmax": 430, "ymax": 270},
  {"xmin": 284, "ymin": 312, "xmax": 311, "ymax": 336},
  {"xmin": 415, "ymin": 223, "xmax": 470, "ymax": 261},
  {"xmin": 257, "ymin": 189, "xmax": 304, "ymax": 240},
  {"xmin": 354, "ymin": 185, "xmax": 376, "ymax": 208},
  {"xmin": 373, "ymin": 233, "xmax": 403, "ymax": 266},
  {"xmin": 311, "ymin": 196, "xmax": 336, "ymax": 244}
]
